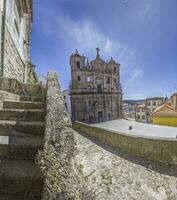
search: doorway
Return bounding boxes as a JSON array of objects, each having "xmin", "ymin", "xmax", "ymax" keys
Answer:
[{"xmin": 98, "ymin": 111, "xmax": 103, "ymax": 122}]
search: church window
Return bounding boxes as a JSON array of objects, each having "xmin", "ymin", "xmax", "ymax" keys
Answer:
[
  {"xmin": 86, "ymin": 76, "xmax": 91, "ymax": 82},
  {"xmin": 97, "ymin": 85, "xmax": 102, "ymax": 93},
  {"xmin": 103, "ymin": 100, "xmax": 106, "ymax": 106},
  {"xmin": 76, "ymin": 61, "xmax": 80, "ymax": 69},
  {"xmin": 77, "ymin": 76, "xmax": 81, "ymax": 81},
  {"xmin": 89, "ymin": 115, "xmax": 93, "ymax": 122},
  {"xmin": 114, "ymin": 78, "xmax": 117, "ymax": 83},
  {"xmin": 114, "ymin": 67, "xmax": 117, "ymax": 73},
  {"xmin": 107, "ymin": 78, "xmax": 110, "ymax": 84}
]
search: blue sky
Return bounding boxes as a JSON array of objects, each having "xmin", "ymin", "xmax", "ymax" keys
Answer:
[{"xmin": 31, "ymin": 0, "xmax": 177, "ymax": 100}]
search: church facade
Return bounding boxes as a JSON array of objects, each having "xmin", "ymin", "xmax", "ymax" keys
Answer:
[{"xmin": 70, "ymin": 48, "xmax": 122, "ymax": 123}]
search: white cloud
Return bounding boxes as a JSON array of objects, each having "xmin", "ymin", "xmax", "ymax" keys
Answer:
[
  {"xmin": 39, "ymin": 7, "xmax": 144, "ymax": 98},
  {"xmin": 40, "ymin": 9, "xmax": 133, "ymax": 59},
  {"xmin": 127, "ymin": 68, "xmax": 144, "ymax": 86}
]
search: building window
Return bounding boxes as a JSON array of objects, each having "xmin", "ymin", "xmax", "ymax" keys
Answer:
[
  {"xmin": 148, "ymin": 102, "xmax": 151, "ymax": 106},
  {"xmin": 142, "ymin": 115, "xmax": 145, "ymax": 119},
  {"xmin": 153, "ymin": 101, "xmax": 156, "ymax": 106},
  {"xmin": 15, "ymin": 0, "xmax": 22, "ymax": 19},
  {"xmin": 89, "ymin": 115, "xmax": 93, "ymax": 122},
  {"xmin": 77, "ymin": 76, "xmax": 81, "ymax": 81},
  {"xmin": 114, "ymin": 67, "xmax": 116, "ymax": 73},
  {"xmin": 76, "ymin": 61, "xmax": 80, "ymax": 69},
  {"xmin": 86, "ymin": 76, "xmax": 91, "ymax": 82},
  {"xmin": 97, "ymin": 85, "xmax": 102, "ymax": 93},
  {"xmin": 14, "ymin": 19, "xmax": 20, "ymax": 36},
  {"xmin": 114, "ymin": 78, "xmax": 117, "ymax": 83},
  {"xmin": 137, "ymin": 115, "xmax": 140, "ymax": 119},
  {"xmin": 103, "ymin": 100, "xmax": 105, "ymax": 106},
  {"xmin": 142, "ymin": 108, "xmax": 145, "ymax": 112},
  {"xmin": 107, "ymin": 78, "xmax": 110, "ymax": 84}
]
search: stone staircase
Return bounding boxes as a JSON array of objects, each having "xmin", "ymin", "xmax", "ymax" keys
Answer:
[{"xmin": 0, "ymin": 92, "xmax": 45, "ymax": 200}]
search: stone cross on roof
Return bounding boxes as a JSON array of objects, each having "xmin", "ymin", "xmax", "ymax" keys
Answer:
[{"xmin": 96, "ymin": 47, "xmax": 100, "ymax": 58}]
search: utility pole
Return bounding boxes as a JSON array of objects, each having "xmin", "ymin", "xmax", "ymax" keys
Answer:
[{"xmin": 0, "ymin": 0, "xmax": 7, "ymax": 77}]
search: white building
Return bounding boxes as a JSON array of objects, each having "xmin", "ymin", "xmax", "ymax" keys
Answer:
[
  {"xmin": 0, "ymin": 0, "xmax": 37, "ymax": 83},
  {"xmin": 135, "ymin": 104, "xmax": 146, "ymax": 123},
  {"xmin": 62, "ymin": 89, "xmax": 71, "ymax": 116}
]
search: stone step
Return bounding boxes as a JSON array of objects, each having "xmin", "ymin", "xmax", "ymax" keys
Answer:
[
  {"xmin": 0, "ymin": 135, "xmax": 43, "ymax": 160},
  {"xmin": 0, "ymin": 120, "xmax": 44, "ymax": 136},
  {"xmin": 0, "ymin": 193, "xmax": 41, "ymax": 200},
  {"xmin": 0, "ymin": 159, "xmax": 43, "ymax": 197},
  {"xmin": 20, "ymin": 96, "xmax": 45, "ymax": 102},
  {"xmin": 0, "ymin": 109, "xmax": 45, "ymax": 121},
  {"xmin": 3, "ymin": 100, "xmax": 44, "ymax": 110}
]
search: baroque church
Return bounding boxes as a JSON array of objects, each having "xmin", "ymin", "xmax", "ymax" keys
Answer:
[{"xmin": 70, "ymin": 48, "xmax": 122, "ymax": 123}]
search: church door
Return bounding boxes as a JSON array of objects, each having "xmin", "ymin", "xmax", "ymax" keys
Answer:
[{"xmin": 98, "ymin": 111, "xmax": 103, "ymax": 122}]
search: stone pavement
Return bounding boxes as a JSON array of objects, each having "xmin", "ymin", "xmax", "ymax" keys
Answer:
[{"xmin": 74, "ymin": 131, "xmax": 177, "ymax": 200}]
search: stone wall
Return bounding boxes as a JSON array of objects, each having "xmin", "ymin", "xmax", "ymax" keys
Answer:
[
  {"xmin": 74, "ymin": 121, "xmax": 177, "ymax": 165},
  {"xmin": 0, "ymin": 1, "xmax": 38, "ymax": 84},
  {"xmin": 3, "ymin": 27, "xmax": 25, "ymax": 82},
  {"xmin": 37, "ymin": 71, "xmax": 95, "ymax": 200},
  {"xmin": 0, "ymin": 10, "xmax": 2, "ymax": 67}
]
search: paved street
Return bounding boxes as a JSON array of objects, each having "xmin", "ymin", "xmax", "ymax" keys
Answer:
[
  {"xmin": 74, "ymin": 131, "xmax": 177, "ymax": 200},
  {"xmin": 91, "ymin": 119, "xmax": 177, "ymax": 139}
]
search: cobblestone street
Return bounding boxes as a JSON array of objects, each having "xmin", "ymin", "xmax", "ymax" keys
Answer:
[{"xmin": 74, "ymin": 131, "xmax": 177, "ymax": 200}]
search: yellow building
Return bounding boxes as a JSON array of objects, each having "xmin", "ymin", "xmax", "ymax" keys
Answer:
[{"xmin": 152, "ymin": 103, "xmax": 177, "ymax": 127}]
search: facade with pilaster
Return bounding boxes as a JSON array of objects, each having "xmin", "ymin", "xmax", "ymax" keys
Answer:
[{"xmin": 70, "ymin": 48, "xmax": 122, "ymax": 123}]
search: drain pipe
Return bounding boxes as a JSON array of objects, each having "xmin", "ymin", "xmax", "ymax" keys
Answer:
[{"xmin": 0, "ymin": 0, "xmax": 7, "ymax": 77}]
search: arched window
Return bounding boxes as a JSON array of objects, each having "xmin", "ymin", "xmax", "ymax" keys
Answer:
[
  {"xmin": 114, "ymin": 67, "xmax": 117, "ymax": 73},
  {"xmin": 107, "ymin": 78, "xmax": 110, "ymax": 84},
  {"xmin": 86, "ymin": 76, "xmax": 91, "ymax": 82},
  {"xmin": 76, "ymin": 61, "xmax": 80, "ymax": 69},
  {"xmin": 77, "ymin": 76, "xmax": 81, "ymax": 81}
]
